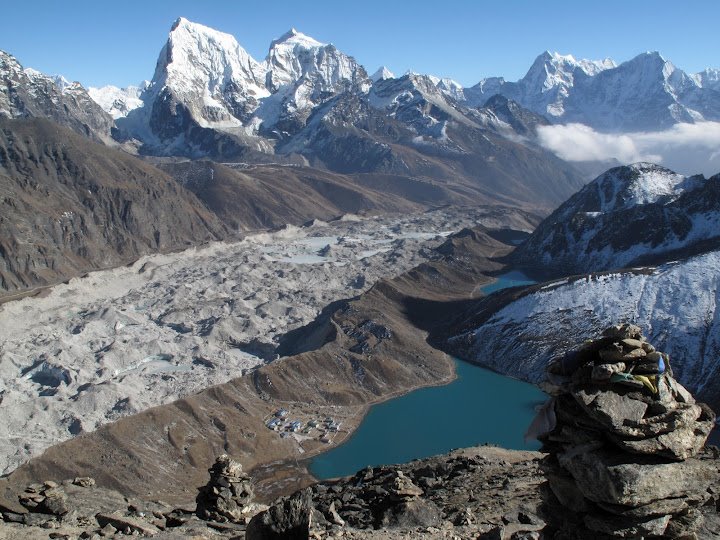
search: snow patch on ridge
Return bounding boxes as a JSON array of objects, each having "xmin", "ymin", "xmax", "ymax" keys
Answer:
[{"xmin": 595, "ymin": 162, "xmax": 691, "ymax": 211}]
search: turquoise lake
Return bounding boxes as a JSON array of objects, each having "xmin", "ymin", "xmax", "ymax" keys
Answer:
[{"xmin": 309, "ymin": 271, "xmax": 544, "ymax": 480}]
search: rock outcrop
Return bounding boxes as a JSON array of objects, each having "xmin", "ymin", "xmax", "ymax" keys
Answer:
[
  {"xmin": 2, "ymin": 438, "xmax": 718, "ymax": 538},
  {"xmin": 253, "ymin": 447, "xmax": 549, "ymax": 539},
  {"xmin": 246, "ymin": 488, "xmax": 314, "ymax": 539},
  {"xmin": 538, "ymin": 324, "xmax": 718, "ymax": 538}
]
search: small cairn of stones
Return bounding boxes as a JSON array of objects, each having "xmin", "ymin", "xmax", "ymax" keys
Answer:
[
  {"xmin": 18, "ymin": 480, "xmax": 69, "ymax": 517},
  {"xmin": 535, "ymin": 323, "xmax": 717, "ymax": 538},
  {"xmin": 195, "ymin": 454, "xmax": 256, "ymax": 523}
]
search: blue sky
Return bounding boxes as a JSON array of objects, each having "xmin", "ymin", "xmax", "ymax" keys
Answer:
[{"xmin": 3, "ymin": 0, "xmax": 719, "ymax": 88}]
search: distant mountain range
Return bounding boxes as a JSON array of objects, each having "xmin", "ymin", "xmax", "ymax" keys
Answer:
[
  {"xmin": 88, "ymin": 19, "xmax": 720, "ymax": 147},
  {"xmin": 461, "ymin": 51, "xmax": 720, "ymax": 131},
  {"xmin": 5, "ymin": 18, "xmax": 719, "ymax": 169},
  {"xmin": 2, "ymin": 17, "xmax": 719, "ymax": 295},
  {"xmin": 0, "ymin": 19, "xmax": 585, "ymax": 297}
]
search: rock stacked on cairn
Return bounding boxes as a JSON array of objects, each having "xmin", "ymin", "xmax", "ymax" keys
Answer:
[
  {"xmin": 537, "ymin": 323, "xmax": 717, "ymax": 538},
  {"xmin": 195, "ymin": 454, "xmax": 255, "ymax": 523}
]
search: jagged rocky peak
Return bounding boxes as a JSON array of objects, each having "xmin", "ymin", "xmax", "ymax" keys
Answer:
[
  {"xmin": 368, "ymin": 71, "xmax": 470, "ymax": 131},
  {"xmin": 115, "ymin": 17, "xmax": 274, "ymax": 155},
  {"xmin": 481, "ymin": 93, "xmax": 550, "ymax": 135},
  {"xmin": 23, "ymin": 69, "xmax": 72, "ymax": 92},
  {"xmin": 427, "ymin": 74, "xmax": 465, "ymax": 100},
  {"xmin": 461, "ymin": 50, "xmax": 617, "ymax": 116},
  {"xmin": 533, "ymin": 161, "xmax": 709, "ymax": 224},
  {"xmin": 372, "ymin": 71, "xmax": 450, "ymax": 101},
  {"xmin": 518, "ymin": 50, "xmax": 616, "ymax": 117},
  {"xmin": 88, "ymin": 82, "xmax": 149, "ymax": 119},
  {"xmin": 264, "ymin": 26, "xmax": 367, "ymax": 93},
  {"xmin": 548, "ymin": 50, "xmax": 615, "ymax": 74},
  {"xmin": 524, "ymin": 50, "xmax": 616, "ymax": 89},
  {"xmin": 697, "ymin": 67, "xmax": 720, "ymax": 90},
  {"xmin": 613, "ymin": 51, "xmax": 685, "ymax": 90},
  {"xmin": 560, "ymin": 50, "xmax": 719, "ymax": 129}
]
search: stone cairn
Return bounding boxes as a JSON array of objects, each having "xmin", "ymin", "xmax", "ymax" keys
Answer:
[
  {"xmin": 195, "ymin": 454, "xmax": 255, "ymax": 523},
  {"xmin": 535, "ymin": 324, "xmax": 717, "ymax": 538},
  {"xmin": 18, "ymin": 480, "xmax": 69, "ymax": 517}
]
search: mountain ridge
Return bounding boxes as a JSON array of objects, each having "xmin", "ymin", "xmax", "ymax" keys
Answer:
[
  {"xmin": 76, "ymin": 19, "xmax": 720, "ymax": 161},
  {"xmin": 511, "ymin": 162, "xmax": 720, "ymax": 277}
]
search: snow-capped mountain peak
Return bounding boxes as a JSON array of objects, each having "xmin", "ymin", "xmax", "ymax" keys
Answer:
[
  {"xmin": 495, "ymin": 50, "xmax": 618, "ymax": 117},
  {"xmin": 0, "ymin": 50, "xmax": 114, "ymax": 141},
  {"xmin": 51, "ymin": 74, "xmax": 72, "ymax": 92},
  {"xmin": 525, "ymin": 50, "xmax": 615, "ymax": 88},
  {"xmin": 371, "ymin": 66, "xmax": 395, "ymax": 82},
  {"xmin": 426, "ymin": 75, "xmax": 465, "ymax": 100},
  {"xmin": 541, "ymin": 51, "xmax": 617, "ymax": 77},
  {"xmin": 88, "ymin": 82, "xmax": 149, "ymax": 119},
  {"xmin": 157, "ymin": 17, "xmax": 267, "ymax": 95},
  {"xmin": 263, "ymin": 27, "xmax": 363, "ymax": 93},
  {"xmin": 23, "ymin": 68, "xmax": 74, "ymax": 93},
  {"xmin": 130, "ymin": 16, "xmax": 269, "ymax": 136},
  {"xmin": 269, "ymin": 28, "xmax": 324, "ymax": 50},
  {"xmin": 592, "ymin": 162, "xmax": 693, "ymax": 211},
  {"xmin": 696, "ymin": 68, "xmax": 720, "ymax": 91},
  {"xmin": 456, "ymin": 48, "xmax": 720, "ymax": 130}
]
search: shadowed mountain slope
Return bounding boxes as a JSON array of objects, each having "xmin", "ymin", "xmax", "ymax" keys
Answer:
[{"xmin": 0, "ymin": 118, "xmax": 227, "ymax": 297}]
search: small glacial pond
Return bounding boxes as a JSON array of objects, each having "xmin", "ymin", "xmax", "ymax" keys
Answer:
[
  {"xmin": 309, "ymin": 271, "xmax": 545, "ymax": 480},
  {"xmin": 480, "ymin": 270, "xmax": 536, "ymax": 294}
]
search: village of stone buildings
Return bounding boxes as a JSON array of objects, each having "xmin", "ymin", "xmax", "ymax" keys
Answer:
[{"xmin": 264, "ymin": 408, "xmax": 344, "ymax": 447}]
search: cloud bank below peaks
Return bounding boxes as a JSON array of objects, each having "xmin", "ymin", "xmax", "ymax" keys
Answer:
[{"xmin": 537, "ymin": 122, "xmax": 720, "ymax": 177}]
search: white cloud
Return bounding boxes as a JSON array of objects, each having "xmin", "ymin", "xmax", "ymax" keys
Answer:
[{"xmin": 537, "ymin": 122, "xmax": 720, "ymax": 176}]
